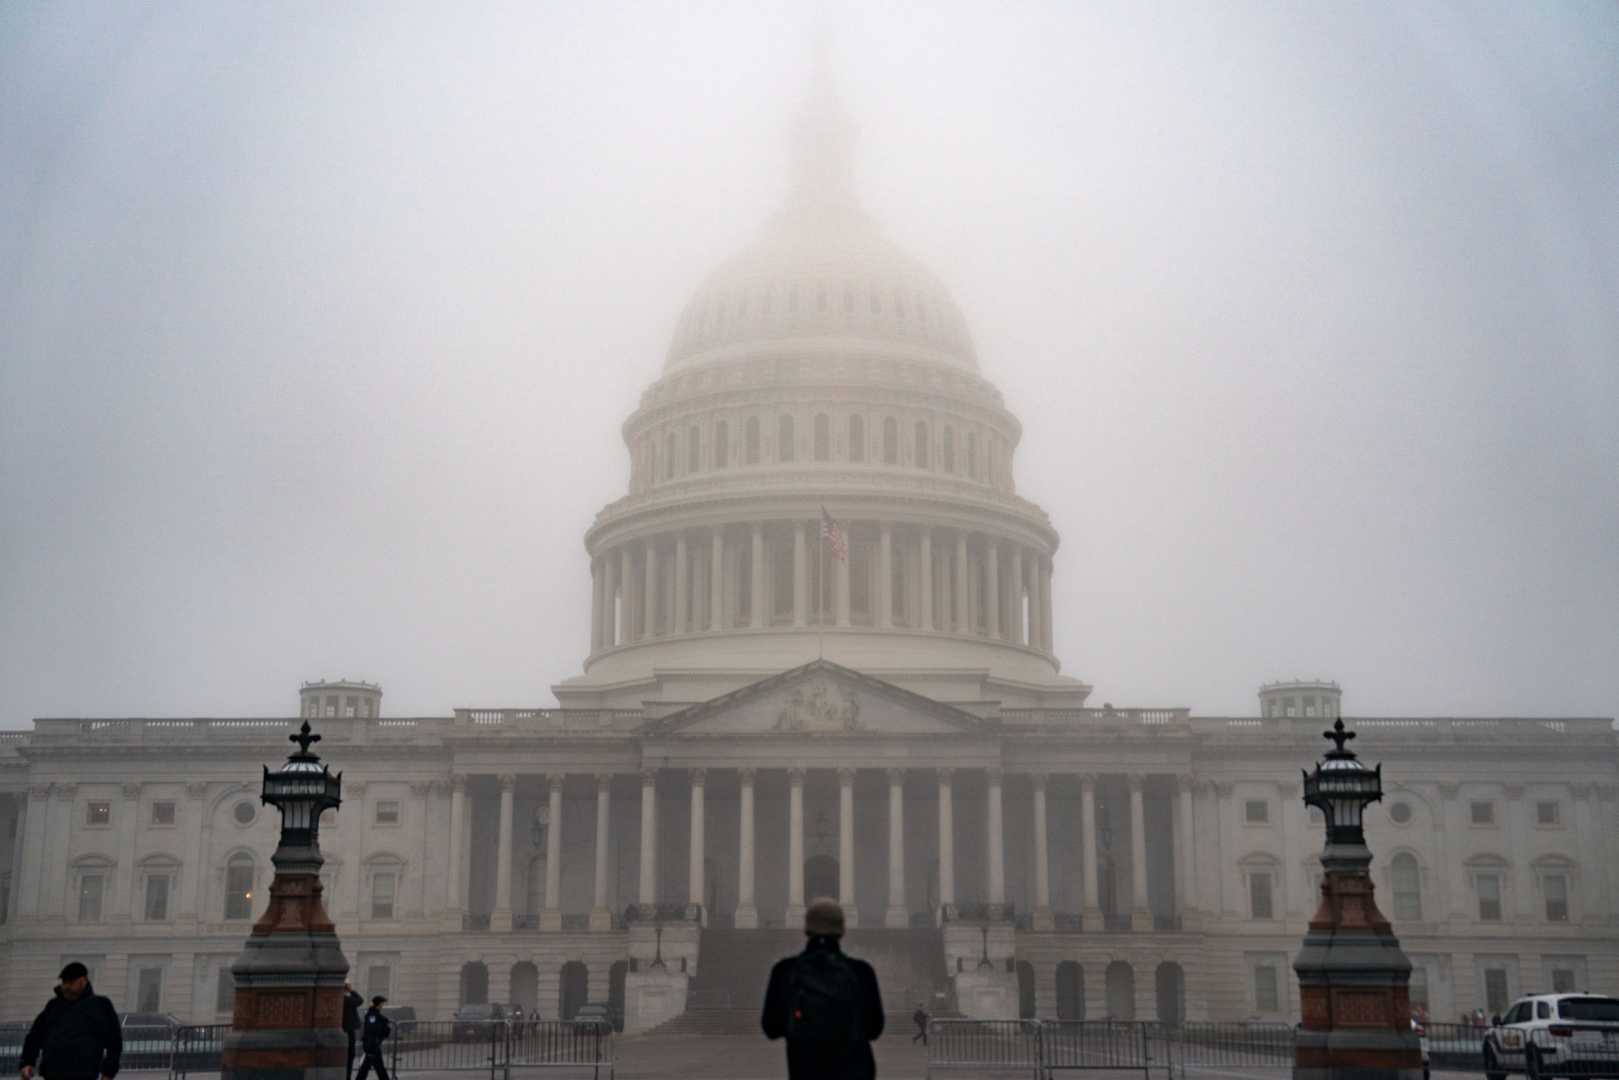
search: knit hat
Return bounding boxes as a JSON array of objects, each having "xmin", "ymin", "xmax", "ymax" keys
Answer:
[
  {"xmin": 804, "ymin": 897, "xmax": 845, "ymax": 937},
  {"xmin": 58, "ymin": 962, "xmax": 89, "ymax": 982}
]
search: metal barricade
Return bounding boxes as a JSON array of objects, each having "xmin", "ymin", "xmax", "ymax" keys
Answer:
[
  {"xmin": 386, "ymin": 1019, "xmax": 615, "ymax": 1079},
  {"xmin": 170, "ymin": 1024, "xmax": 228, "ymax": 1079},
  {"xmin": 509, "ymin": 1020, "xmax": 616, "ymax": 1079},
  {"xmin": 0, "ymin": 1022, "xmax": 28, "ymax": 1075},
  {"xmin": 1425, "ymin": 1021, "xmax": 1485, "ymax": 1073},
  {"xmin": 1161, "ymin": 1020, "xmax": 1296, "ymax": 1072},
  {"xmin": 927, "ymin": 1018, "xmax": 1043, "ymax": 1079},
  {"xmin": 1042, "ymin": 1021, "xmax": 1158, "ymax": 1078}
]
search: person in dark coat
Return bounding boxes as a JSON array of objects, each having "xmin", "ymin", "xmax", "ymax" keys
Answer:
[
  {"xmin": 354, "ymin": 995, "xmax": 393, "ymax": 1080},
  {"xmin": 342, "ymin": 982, "xmax": 365, "ymax": 1078},
  {"xmin": 912, "ymin": 1004, "xmax": 929, "ymax": 1045},
  {"xmin": 20, "ymin": 962, "xmax": 123, "ymax": 1080},
  {"xmin": 762, "ymin": 897, "xmax": 884, "ymax": 1080}
]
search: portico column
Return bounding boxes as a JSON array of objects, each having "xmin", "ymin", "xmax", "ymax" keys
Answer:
[
  {"xmin": 542, "ymin": 773, "xmax": 564, "ymax": 930},
  {"xmin": 688, "ymin": 769, "xmax": 707, "ymax": 920},
  {"xmin": 709, "ymin": 528, "xmax": 725, "ymax": 631},
  {"xmin": 792, "ymin": 523, "xmax": 808, "ymax": 627},
  {"xmin": 750, "ymin": 525, "xmax": 766, "ymax": 628},
  {"xmin": 674, "ymin": 534, "xmax": 689, "ymax": 634},
  {"xmin": 986, "ymin": 768, "xmax": 1006, "ymax": 907},
  {"xmin": 1128, "ymin": 774, "xmax": 1152, "ymax": 930},
  {"xmin": 1031, "ymin": 774, "xmax": 1051, "ymax": 925},
  {"xmin": 1080, "ymin": 773, "xmax": 1102, "ymax": 930},
  {"xmin": 885, "ymin": 769, "xmax": 907, "ymax": 928},
  {"xmin": 735, "ymin": 769, "xmax": 758, "ymax": 928},
  {"xmin": 953, "ymin": 534, "xmax": 969, "ymax": 633},
  {"xmin": 590, "ymin": 775, "xmax": 612, "ymax": 930},
  {"xmin": 618, "ymin": 548, "xmax": 634, "ymax": 643},
  {"xmin": 986, "ymin": 542, "xmax": 1000, "ymax": 639},
  {"xmin": 638, "ymin": 769, "xmax": 657, "ymax": 909},
  {"xmin": 919, "ymin": 529, "xmax": 933, "ymax": 630},
  {"xmin": 492, "ymin": 773, "xmax": 516, "ymax": 931},
  {"xmin": 643, "ymin": 538, "xmax": 659, "ymax": 638},
  {"xmin": 877, "ymin": 525, "xmax": 893, "ymax": 628},
  {"xmin": 838, "ymin": 767, "xmax": 858, "ymax": 926},
  {"xmin": 937, "ymin": 768, "xmax": 956, "ymax": 913},
  {"xmin": 1177, "ymin": 776, "xmax": 1196, "ymax": 919},
  {"xmin": 1009, "ymin": 548, "xmax": 1025, "ymax": 645},
  {"xmin": 786, "ymin": 768, "xmax": 806, "ymax": 924}
]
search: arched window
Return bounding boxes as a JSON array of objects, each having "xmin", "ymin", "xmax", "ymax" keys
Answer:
[
  {"xmin": 224, "ymin": 853, "xmax": 255, "ymax": 921},
  {"xmin": 849, "ymin": 415, "xmax": 866, "ymax": 463},
  {"xmin": 813, "ymin": 414, "xmax": 830, "ymax": 461},
  {"xmin": 778, "ymin": 415, "xmax": 795, "ymax": 463},
  {"xmin": 714, "ymin": 421, "xmax": 729, "ymax": 469},
  {"xmin": 915, "ymin": 422, "xmax": 930, "ymax": 469},
  {"xmin": 665, "ymin": 433, "xmax": 676, "ymax": 480},
  {"xmin": 687, "ymin": 426, "xmax": 700, "ymax": 473},
  {"xmin": 1055, "ymin": 961, "xmax": 1084, "ymax": 1020},
  {"xmin": 744, "ymin": 416, "xmax": 761, "ymax": 465},
  {"xmin": 942, "ymin": 427, "xmax": 955, "ymax": 473},
  {"xmin": 1391, "ymin": 853, "xmax": 1422, "ymax": 921},
  {"xmin": 881, "ymin": 417, "xmax": 897, "ymax": 464},
  {"xmin": 1105, "ymin": 962, "xmax": 1136, "ymax": 1020}
]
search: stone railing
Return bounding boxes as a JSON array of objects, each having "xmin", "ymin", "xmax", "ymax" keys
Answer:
[
  {"xmin": 452, "ymin": 708, "xmax": 645, "ymax": 732},
  {"xmin": 999, "ymin": 707, "xmax": 1191, "ymax": 727},
  {"xmin": 1190, "ymin": 715, "xmax": 1613, "ymax": 740}
]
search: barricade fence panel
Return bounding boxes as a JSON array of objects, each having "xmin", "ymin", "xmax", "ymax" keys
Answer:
[
  {"xmin": 927, "ymin": 1018, "xmax": 1043, "ymax": 1076},
  {"xmin": 929, "ymin": 1019, "xmax": 1304, "ymax": 1078},
  {"xmin": 1426, "ymin": 1021, "xmax": 1485, "ymax": 1072}
]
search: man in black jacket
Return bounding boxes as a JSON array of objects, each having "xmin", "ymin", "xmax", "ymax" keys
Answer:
[
  {"xmin": 20, "ymin": 962, "xmax": 122, "ymax": 1080},
  {"xmin": 762, "ymin": 898, "xmax": 884, "ymax": 1080},
  {"xmin": 341, "ymin": 982, "xmax": 364, "ymax": 1078},
  {"xmin": 354, "ymin": 995, "xmax": 393, "ymax": 1080}
]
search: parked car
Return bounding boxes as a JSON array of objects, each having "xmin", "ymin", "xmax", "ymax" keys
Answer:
[
  {"xmin": 571, "ymin": 1003, "xmax": 613, "ymax": 1034},
  {"xmin": 1485, "ymin": 994, "xmax": 1619, "ymax": 1080},
  {"xmin": 451, "ymin": 1003, "xmax": 511, "ymax": 1042},
  {"xmin": 381, "ymin": 1006, "xmax": 418, "ymax": 1038}
]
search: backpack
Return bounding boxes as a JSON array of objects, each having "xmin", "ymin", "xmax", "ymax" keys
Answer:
[{"xmin": 786, "ymin": 949, "xmax": 860, "ymax": 1052}]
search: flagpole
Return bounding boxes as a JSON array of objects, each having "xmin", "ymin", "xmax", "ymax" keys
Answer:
[{"xmin": 817, "ymin": 518, "xmax": 825, "ymax": 661}]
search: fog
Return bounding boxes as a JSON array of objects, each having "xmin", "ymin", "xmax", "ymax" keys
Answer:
[{"xmin": 2, "ymin": 1, "xmax": 1615, "ymax": 724}]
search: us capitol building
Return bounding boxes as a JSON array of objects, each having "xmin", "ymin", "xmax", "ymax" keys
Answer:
[{"xmin": 2, "ymin": 77, "xmax": 1615, "ymax": 1032}]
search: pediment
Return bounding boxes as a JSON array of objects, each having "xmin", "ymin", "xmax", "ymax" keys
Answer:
[{"xmin": 648, "ymin": 660, "xmax": 983, "ymax": 738}]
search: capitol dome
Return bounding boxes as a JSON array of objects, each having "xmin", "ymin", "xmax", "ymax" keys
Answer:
[{"xmin": 557, "ymin": 66, "xmax": 1089, "ymax": 714}]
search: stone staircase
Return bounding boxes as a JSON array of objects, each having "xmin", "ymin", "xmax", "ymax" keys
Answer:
[{"xmin": 650, "ymin": 926, "xmax": 947, "ymax": 1036}]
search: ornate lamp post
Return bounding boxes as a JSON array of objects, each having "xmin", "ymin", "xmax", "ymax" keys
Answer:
[
  {"xmin": 221, "ymin": 722, "xmax": 349, "ymax": 1080},
  {"xmin": 1294, "ymin": 720, "xmax": 1422, "ymax": 1080}
]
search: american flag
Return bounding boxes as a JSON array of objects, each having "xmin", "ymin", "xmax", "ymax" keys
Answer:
[{"xmin": 819, "ymin": 506, "xmax": 847, "ymax": 562}]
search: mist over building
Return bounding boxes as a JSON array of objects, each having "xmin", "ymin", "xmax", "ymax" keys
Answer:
[{"xmin": 0, "ymin": 50, "xmax": 1615, "ymax": 1034}]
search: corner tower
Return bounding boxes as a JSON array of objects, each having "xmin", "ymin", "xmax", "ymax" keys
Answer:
[{"xmin": 556, "ymin": 70, "xmax": 1089, "ymax": 712}]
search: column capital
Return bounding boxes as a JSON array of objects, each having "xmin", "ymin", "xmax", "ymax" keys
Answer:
[
  {"xmin": 1077, "ymin": 771, "xmax": 1099, "ymax": 788},
  {"xmin": 985, "ymin": 767, "xmax": 1004, "ymax": 786},
  {"xmin": 185, "ymin": 781, "xmax": 210, "ymax": 799},
  {"xmin": 450, "ymin": 773, "xmax": 469, "ymax": 794},
  {"xmin": 689, "ymin": 767, "xmax": 708, "ymax": 786},
  {"xmin": 837, "ymin": 766, "xmax": 857, "ymax": 784},
  {"xmin": 1211, "ymin": 780, "xmax": 1234, "ymax": 797},
  {"xmin": 1503, "ymin": 782, "xmax": 1526, "ymax": 799},
  {"xmin": 886, "ymin": 767, "xmax": 906, "ymax": 785},
  {"xmin": 1127, "ymin": 774, "xmax": 1144, "ymax": 794},
  {"xmin": 936, "ymin": 766, "xmax": 955, "ymax": 783},
  {"xmin": 640, "ymin": 767, "xmax": 658, "ymax": 786},
  {"xmin": 1570, "ymin": 781, "xmax": 1596, "ymax": 801},
  {"xmin": 545, "ymin": 772, "xmax": 566, "ymax": 789},
  {"xmin": 1176, "ymin": 773, "xmax": 1197, "ymax": 794},
  {"xmin": 497, "ymin": 773, "xmax": 517, "ymax": 791},
  {"xmin": 787, "ymin": 766, "xmax": 807, "ymax": 785},
  {"xmin": 737, "ymin": 766, "xmax": 757, "ymax": 784},
  {"xmin": 1028, "ymin": 771, "xmax": 1048, "ymax": 792},
  {"xmin": 429, "ymin": 779, "xmax": 450, "ymax": 796},
  {"xmin": 1436, "ymin": 780, "xmax": 1461, "ymax": 799},
  {"xmin": 27, "ymin": 783, "xmax": 51, "ymax": 800},
  {"xmin": 121, "ymin": 782, "xmax": 142, "ymax": 799},
  {"xmin": 596, "ymin": 772, "xmax": 614, "ymax": 791},
  {"xmin": 56, "ymin": 782, "xmax": 78, "ymax": 798},
  {"xmin": 409, "ymin": 780, "xmax": 433, "ymax": 797}
]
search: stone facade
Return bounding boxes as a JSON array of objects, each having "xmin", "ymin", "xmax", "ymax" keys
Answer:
[{"xmin": 1, "ymin": 70, "xmax": 1615, "ymax": 1030}]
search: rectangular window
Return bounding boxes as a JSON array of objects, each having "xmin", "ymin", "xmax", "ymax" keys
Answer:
[
  {"xmin": 151, "ymin": 801, "xmax": 176, "ymax": 826},
  {"xmin": 1485, "ymin": 969, "xmax": 1510, "ymax": 1015},
  {"xmin": 1543, "ymin": 874, "xmax": 1569, "ymax": 922},
  {"xmin": 86, "ymin": 801, "xmax": 111, "ymax": 827},
  {"xmin": 1249, "ymin": 872, "xmax": 1274, "ymax": 920},
  {"xmin": 1244, "ymin": 800, "xmax": 1269, "ymax": 824},
  {"xmin": 1409, "ymin": 967, "xmax": 1430, "ymax": 1012},
  {"xmin": 1254, "ymin": 965, "xmax": 1280, "ymax": 1013},
  {"xmin": 367, "ymin": 964, "xmax": 392, "ymax": 1000},
  {"xmin": 136, "ymin": 967, "xmax": 163, "ymax": 1013},
  {"xmin": 1470, "ymin": 801, "xmax": 1495, "ymax": 825},
  {"xmin": 144, "ymin": 875, "xmax": 171, "ymax": 922},
  {"xmin": 1551, "ymin": 969, "xmax": 1577, "ymax": 994},
  {"xmin": 1536, "ymin": 801, "xmax": 1561, "ymax": 826},
  {"xmin": 375, "ymin": 801, "xmax": 400, "ymax": 826},
  {"xmin": 216, "ymin": 968, "xmax": 235, "ymax": 1014},
  {"xmin": 225, "ymin": 862, "xmax": 254, "ymax": 920},
  {"xmin": 371, "ymin": 873, "xmax": 396, "ymax": 920},
  {"xmin": 1476, "ymin": 874, "xmax": 1502, "ymax": 921},
  {"xmin": 345, "ymin": 695, "xmax": 358, "ymax": 717},
  {"xmin": 78, "ymin": 874, "xmax": 104, "ymax": 922}
]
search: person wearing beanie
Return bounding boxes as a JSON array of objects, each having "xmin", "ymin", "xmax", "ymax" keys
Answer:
[
  {"xmin": 20, "ymin": 962, "xmax": 123, "ymax": 1080},
  {"xmin": 762, "ymin": 897, "xmax": 885, "ymax": 1079}
]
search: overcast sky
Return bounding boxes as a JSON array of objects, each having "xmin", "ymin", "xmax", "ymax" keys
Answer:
[{"xmin": 2, "ymin": 1, "xmax": 1615, "ymax": 725}]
